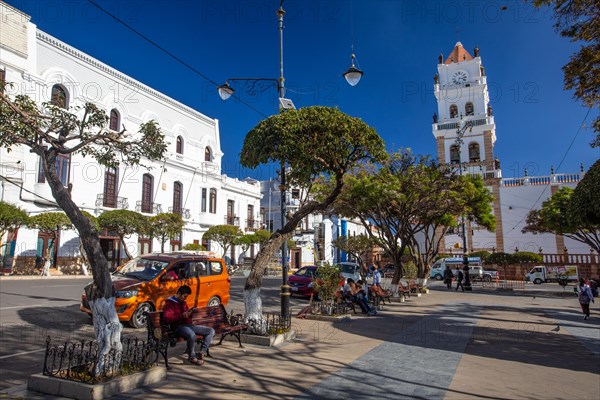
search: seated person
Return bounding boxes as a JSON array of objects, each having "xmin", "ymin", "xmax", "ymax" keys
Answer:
[
  {"xmin": 163, "ymin": 285, "xmax": 215, "ymax": 366},
  {"xmin": 349, "ymin": 280, "xmax": 377, "ymax": 316},
  {"xmin": 163, "ymin": 269, "xmax": 178, "ymax": 281}
]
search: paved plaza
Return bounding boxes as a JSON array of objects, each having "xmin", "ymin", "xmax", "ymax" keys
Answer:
[{"xmin": 3, "ymin": 283, "xmax": 599, "ymax": 400}]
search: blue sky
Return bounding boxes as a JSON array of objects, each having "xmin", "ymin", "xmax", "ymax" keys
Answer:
[{"xmin": 6, "ymin": 0, "xmax": 598, "ymax": 181}]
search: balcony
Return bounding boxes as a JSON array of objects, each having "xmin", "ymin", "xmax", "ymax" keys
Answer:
[
  {"xmin": 96, "ymin": 194, "xmax": 128, "ymax": 209},
  {"xmin": 135, "ymin": 201, "xmax": 162, "ymax": 215},
  {"xmin": 224, "ymin": 215, "xmax": 240, "ymax": 226},
  {"xmin": 168, "ymin": 206, "xmax": 191, "ymax": 219},
  {"xmin": 245, "ymin": 219, "xmax": 261, "ymax": 232}
]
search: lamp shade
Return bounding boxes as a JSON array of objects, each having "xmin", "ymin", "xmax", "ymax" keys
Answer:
[
  {"xmin": 218, "ymin": 83, "xmax": 234, "ymax": 100},
  {"xmin": 344, "ymin": 66, "xmax": 363, "ymax": 86}
]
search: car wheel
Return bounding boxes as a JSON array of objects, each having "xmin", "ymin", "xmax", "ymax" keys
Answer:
[
  {"xmin": 129, "ymin": 302, "xmax": 153, "ymax": 329},
  {"xmin": 534, "ymin": 278, "xmax": 542, "ymax": 285},
  {"xmin": 434, "ymin": 274, "xmax": 442, "ymax": 281},
  {"xmin": 207, "ymin": 296, "xmax": 221, "ymax": 307},
  {"xmin": 484, "ymin": 276, "xmax": 491, "ymax": 282}
]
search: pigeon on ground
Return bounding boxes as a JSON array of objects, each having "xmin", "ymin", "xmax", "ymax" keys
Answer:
[
  {"xmin": 550, "ymin": 325, "xmax": 560, "ymax": 332},
  {"xmin": 532, "ymin": 296, "xmax": 536, "ymax": 300}
]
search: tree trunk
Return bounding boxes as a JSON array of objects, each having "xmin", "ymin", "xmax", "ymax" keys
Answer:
[
  {"xmin": 120, "ymin": 237, "xmax": 133, "ymax": 260},
  {"xmin": 42, "ymin": 152, "xmax": 119, "ymax": 371}
]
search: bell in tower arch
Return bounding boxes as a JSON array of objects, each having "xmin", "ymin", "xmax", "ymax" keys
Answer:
[
  {"xmin": 438, "ymin": 53, "xmax": 443, "ymax": 64},
  {"xmin": 474, "ymin": 47, "xmax": 480, "ymax": 57}
]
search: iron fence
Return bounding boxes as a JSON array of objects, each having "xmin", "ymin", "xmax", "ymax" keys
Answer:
[
  {"xmin": 43, "ymin": 336, "xmax": 157, "ymax": 384},
  {"xmin": 246, "ymin": 312, "xmax": 291, "ymax": 336}
]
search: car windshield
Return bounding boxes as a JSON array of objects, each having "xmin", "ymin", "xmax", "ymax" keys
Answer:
[
  {"xmin": 339, "ymin": 264, "xmax": 356, "ymax": 274},
  {"xmin": 114, "ymin": 257, "xmax": 170, "ymax": 281}
]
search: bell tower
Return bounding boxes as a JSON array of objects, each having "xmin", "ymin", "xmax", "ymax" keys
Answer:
[{"xmin": 432, "ymin": 42, "xmax": 500, "ymax": 179}]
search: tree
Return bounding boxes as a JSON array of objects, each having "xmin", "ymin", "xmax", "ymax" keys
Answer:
[
  {"xmin": 571, "ymin": 159, "xmax": 600, "ymax": 226},
  {"xmin": 523, "ymin": 182, "xmax": 600, "ymax": 253},
  {"xmin": 0, "ymin": 201, "xmax": 29, "ymax": 240},
  {"xmin": 0, "ymin": 89, "xmax": 168, "ymax": 370},
  {"xmin": 182, "ymin": 243, "xmax": 206, "ymax": 251},
  {"xmin": 149, "ymin": 213, "xmax": 185, "ymax": 253},
  {"xmin": 253, "ymin": 229, "xmax": 271, "ymax": 244},
  {"xmin": 235, "ymin": 234, "xmax": 260, "ymax": 262},
  {"xmin": 487, "ymin": 252, "xmax": 514, "ymax": 284},
  {"xmin": 331, "ymin": 234, "xmax": 375, "ymax": 273},
  {"xmin": 28, "ymin": 211, "xmax": 73, "ymax": 238},
  {"xmin": 203, "ymin": 225, "xmax": 243, "ymax": 259},
  {"xmin": 533, "ymin": 0, "xmax": 600, "ymax": 146},
  {"xmin": 239, "ymin": 106, "xmax": 386, "ymax": 320},
  {"xmin": 333, "ymin": 151, "xmax": 495, "ymax": 283},
  {"xmin": 98, "ymin": 210, "xmax": 148, "ymax": 260}
]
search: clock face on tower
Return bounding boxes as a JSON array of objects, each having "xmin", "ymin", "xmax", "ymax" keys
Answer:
[{"xmin": 452, "ymin": 71, "xmax": 468, "ymax": 85}]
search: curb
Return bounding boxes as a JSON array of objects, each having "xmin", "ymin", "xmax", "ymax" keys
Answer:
[{"xmin": 0, "ymin": 274, "xmax": 92, "ymax": 280}]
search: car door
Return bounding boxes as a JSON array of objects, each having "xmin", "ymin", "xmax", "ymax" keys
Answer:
[{"xmin": 155, "ymin": 262, "xmax": 196, "ymax": 310}]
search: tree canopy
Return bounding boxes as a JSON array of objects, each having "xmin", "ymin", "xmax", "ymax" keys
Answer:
[
  {"xmin": 149, "ymin": 213, "xmax": 185, "ymax": 253},
  {"xmin": 28, "ymin": 212, "xmax": 72, "ymax": 235},
  {"xmin": 98, "ymin": 210, "xmax": 149, "ymax": 259},
  {"xmin": 523, "ymin": 185, "xmax": 600, "ymax": 252},
  {"xmin": 239, "ymin": 106, "xmax": 386, "ymax": 319},
  {"xmin": 533, "ymin": 0, "xmax": 600, "ymax": 145},
  {"xmin": 332, "ymin": 151, "xmax": 495, "ymax": 281},
  {"xmin": 331, "ymin": 234, "xmax": 375, "ymax": 271},
  {"xmin": 0, "ymin": 201, "xmax": 29, "ymax": 239},
  {"xmin": 203, "ymin": 225, "xmax": 244, "ymax": 258}
]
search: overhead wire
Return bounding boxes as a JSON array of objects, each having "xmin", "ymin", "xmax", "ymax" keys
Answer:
[{"xmin": 85, "ymin": 0, "xmax": 269, "ymax": 118}]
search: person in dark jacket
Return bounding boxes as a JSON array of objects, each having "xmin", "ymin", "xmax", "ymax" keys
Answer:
[
  {"xmin": 443, "ymin": 266, "xmax": 454, "ymax": 289},
  {"xmin": 163, "ymin": 285, "xmax": 215, "ymax": 365},
  {"xmin": 455, "ymin": 266, "xmax": 464, "ymax": 292}
]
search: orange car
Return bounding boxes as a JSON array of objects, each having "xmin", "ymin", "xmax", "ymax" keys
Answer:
[{"xmin": 80, "ymin": 252, "xmax": 231, "ymax": 328}]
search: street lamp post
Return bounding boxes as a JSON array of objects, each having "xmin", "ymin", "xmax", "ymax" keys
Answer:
[
  {"xmin": 217, "ymin": 1, "xmax": 361, "ymax": 319},
  {"xmin": 217, "ymin": 2, "xmax": 292, "ymax": 321},
  {"xmin": 455, "ymin": 117, "xmax": 473, "ymax": 291}
]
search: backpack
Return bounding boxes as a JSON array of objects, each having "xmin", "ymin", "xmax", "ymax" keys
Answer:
[{"xmin": 579, "ymin": 288, "xmax": 591, "ymax": 304}]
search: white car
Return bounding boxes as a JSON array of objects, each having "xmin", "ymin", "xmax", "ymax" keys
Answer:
[{"xmin": 336, "ymin": 262, "xmax": 362, "ymax": 283}]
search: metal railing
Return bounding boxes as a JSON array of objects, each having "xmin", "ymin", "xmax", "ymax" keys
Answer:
[
  {"xmin": 246, "ymin": 312, "xmax": 291, "ymax": 336},
  {"xmin": 43, "ymin": 336, "xmax": 157, "ymax": 384},
  {"xmin": 135, "ymin": 201, "xmax": 162, "ymax": 214},
  {"xmin": 95, "ymin": 194, "xmax": 128, "ymax": 209},
  {"xmin": 245, "ymin": 219, "xmax": 261, "ymax": 231},
  {"xmin": 168, "ymin": 207, "xmax": 191, "ymax": 219},
  {"xmin": 224, "ymin": 215, "xmax": 240, "ymax": 226}
]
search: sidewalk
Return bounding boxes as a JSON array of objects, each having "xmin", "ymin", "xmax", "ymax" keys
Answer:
[{"xmin": 3, "ymin": 286, "xmax": 599, "ymax": 399}]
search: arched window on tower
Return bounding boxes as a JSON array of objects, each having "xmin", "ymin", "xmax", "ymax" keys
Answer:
[
  {"xmin": 176, "ymin": 136, "xmax": 184, "ymax": 154},
  {"xmin": 205, "ymin": 146, "xmax": 212, "ymax": 162},
  {"xmin": 449, "ymin": 104, "xmax": 458, "ymax": 119},
  {"xmin": 450, "ymin": 144, "xmax": 460, "ymax": 164},
  {"xmin": 109, "ymin": 109, "xmax": 120, "ymax": 131},
  {"xmin": 465, "ymin": 102, "xmax": 474, "ymax": 116},
  {"xmin": 51, "ymin": 85, "xmax": 68, "ymax": 109},
  {"xmin": 468, "ymin": 142, "xmax": 480, "ymax": 162}
]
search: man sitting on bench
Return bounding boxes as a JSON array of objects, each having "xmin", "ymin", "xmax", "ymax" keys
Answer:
[{"xmin": 163, "ymin": 285, "xmax": 215, "ymax": 366}]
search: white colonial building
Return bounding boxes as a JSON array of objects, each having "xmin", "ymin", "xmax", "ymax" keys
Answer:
[
  {"xmin": 259, "ymin": 178, "xmax": 370, "ymax": 268},
  {"xmin": 433, "ymin": 42, "xmax": 588, "ymax": 256},
  {"xmin": 0, "ymin": 2, "xmax": 261, "ymax": 273}
]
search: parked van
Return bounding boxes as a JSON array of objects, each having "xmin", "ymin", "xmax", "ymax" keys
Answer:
[
  {"xmin": 430, "ymin": 257, "xmax": 483, "ymax": 281},
  {"xmin": 80, "ymin": 251, "xmax": 230, "ymax": 328}
]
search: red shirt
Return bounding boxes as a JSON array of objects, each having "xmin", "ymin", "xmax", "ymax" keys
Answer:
[{"xmin": 162, "ymin": 296, "xmax": 191, "ymax": 328}]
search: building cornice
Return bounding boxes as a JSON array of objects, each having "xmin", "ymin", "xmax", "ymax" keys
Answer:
[{"xmin": 36, "ymin": 30, "xmax": 215, "ymax": 127}]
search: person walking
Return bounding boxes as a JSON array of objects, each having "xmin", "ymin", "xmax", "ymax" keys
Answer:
[
  {"xmin": 576, "ymin": 278, "xmax": 594, "ymax": 320},
  {"xmin": 455, "ymin": 266, "xmax": 464, "ymax": 292},
  {"xmin": 443, "ymin": 265, "xmax": 454, "ymax": 289}
]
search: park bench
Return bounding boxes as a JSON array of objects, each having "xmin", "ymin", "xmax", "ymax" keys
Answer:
[
  {"xmin": 397, "ymin": 281, "xmax": 411, "ymax": 298},
  {"xmin": 368, "ymin": 285, "xmax": 392, "ymax": 309},
  {"xmin": 146, "ymin": 304, "xmax": 247, "ymax": 368},
  {"xmin": 408, "ymin": 279, "xmax": 423, "ymax": 293}
]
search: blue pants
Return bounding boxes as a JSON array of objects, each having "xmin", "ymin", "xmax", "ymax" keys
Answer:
[{"xmin": 174, "ymin": 324, "xmax": 215, "ymax": 356}]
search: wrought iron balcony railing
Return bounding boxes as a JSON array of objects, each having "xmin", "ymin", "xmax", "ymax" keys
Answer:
[
  {"xmin": 168, "ymin": 206, "xmax": 191, "ymax": 219},
  {"xmin": 96, "ymin": 194, "xmax": 128, "ymax": 209},
  {"xmin": 224, "ymin": 215, "xmax": 240, "ymax": 226},
  {"xmin": 135, "ymin": 201, "xmax": 162, "ymax": 215}
]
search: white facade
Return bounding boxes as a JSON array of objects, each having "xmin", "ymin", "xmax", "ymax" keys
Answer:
[
  {"xmin": 259, "ymin": 177, "xmax": 368, "ymax": 268},
  {"xmin": 433, "ymin": 42, "xmax": 589, "ymax": 256},
  {"xmin": 0, "ymin": 2, "xmax": 261, "ymax": 272}
]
